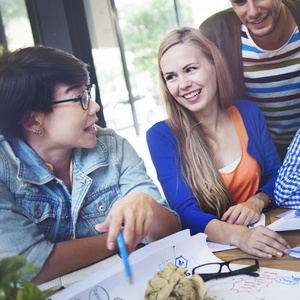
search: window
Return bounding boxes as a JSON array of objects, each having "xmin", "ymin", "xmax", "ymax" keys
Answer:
[
  {"xmin": 0, "ymin": 0, "xmax": 34, "ymax": 53},
  {"xmin": 87, "ymin": 0, "xmax": 231, "ymax": 187}
]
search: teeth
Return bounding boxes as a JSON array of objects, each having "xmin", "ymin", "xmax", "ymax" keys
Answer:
[
  {"xmin": 86, "ymin": 124, "xmax": 95, "ymax": 131},
  {"xmin": 253, "ymin": 18, "xmax": 264, "ymax": 24},
  {"xmin": 184, "ymin": 90, "xmax": 201, "ymax": 99}
]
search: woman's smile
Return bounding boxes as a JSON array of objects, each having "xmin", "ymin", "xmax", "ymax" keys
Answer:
[{"xmin": 183, "ymin": 89, "xmax": 202, "ymax": 102}]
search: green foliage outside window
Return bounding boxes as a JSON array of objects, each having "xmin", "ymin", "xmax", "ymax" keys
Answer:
[{"xmin": 120, "ymin": 0, "xmax": 192, "ymax": 92}]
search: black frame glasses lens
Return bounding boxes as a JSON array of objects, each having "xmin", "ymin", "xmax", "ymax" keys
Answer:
[
  {"xmin": 50, "ymin": 84, "xmax": 96, "ymax": 111},
  {"xmin": 81, "ymin": 84, "xmax": 95, "ymax": 110}
]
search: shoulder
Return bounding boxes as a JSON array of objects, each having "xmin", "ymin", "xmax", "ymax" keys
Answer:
[
  {"xmin": 284, "ymin": 0, "xmax": 300, "ymax": 11},
  {"xmin": 94, "ymin": 125, "xmax": 136, "ymax": 157},
  {"xmin": 0, "ymin": 135, "xmax": 16, "ymax": 160},
  {"xmin": 147, "ymin": 120, "xmax": 177, "ymax": 149},
  {"xmin": 233, "ymin": 100, "xmax": 265, "ymax": 133},
  {"xmin": 147, "ymin": 120, "xmax": 171, "ymax": 137},
  {"xmin": 96, "ymin": 125, "xmax": 115, "ymax": 139},
  {"xmin": 287, "ymin": 128, "xmax": 300, "ymax": 153},
  {"xmin": 284, "ymin": 0, "xmax": 300, "ymax": 25},
  {"xmin": 200, "ymin": 8, "xmax": 239, "ymax": 31},
  {"xmin": 0, "ymin": 136, "xmax": 19, "ymax": 178},
  {"xmin": 233, "ymin": 100, "xmax": 262, "ymax": 117},
  {"xmin": 95, "ymin": 125, "xmax": 124, "ymax": 147}
]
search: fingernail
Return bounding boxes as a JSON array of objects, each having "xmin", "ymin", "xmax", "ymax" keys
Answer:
[
  {"xmin": 277, "ymin": 252, "xmax": 283, "ymax": 257},
  {"xmin": 108, "ymin": 242, "xmax": 115, "ymax": 250},
  {"xmin": 267, "ymin": 254, "xmax": 272, "ymax": 258}
]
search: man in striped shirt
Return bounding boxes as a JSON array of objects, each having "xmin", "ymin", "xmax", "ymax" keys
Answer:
[{"xmin": 199, "ymin": 0, "xmax": 300, "ymax": 162}]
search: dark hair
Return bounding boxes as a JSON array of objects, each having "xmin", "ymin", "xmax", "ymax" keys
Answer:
[{"xmin": 0, "ymin": 46, "xmax": 89, "ymax": 138}]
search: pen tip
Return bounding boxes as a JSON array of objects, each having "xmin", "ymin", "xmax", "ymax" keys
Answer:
[{"xmin": 128, "ymin": 276, "xmax": 133, "ymax": 284}]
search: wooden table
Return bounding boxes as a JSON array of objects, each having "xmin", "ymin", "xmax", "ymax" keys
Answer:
[{"xmin": 214, "ymin": 208, "xmax": 300, "ymax": 272}]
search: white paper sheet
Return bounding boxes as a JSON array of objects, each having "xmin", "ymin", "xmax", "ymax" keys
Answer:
[
  {"xmin": 47, "ymin": 228, "xmax": 300, "ymax": 300},
  {"xmin": 267, "ymin": 210, "xmax": 300, "ymax": 231},
  {"xmin": 205, "ymin": 267, "xmax": 300, "ymax": 300},
  {"xmin": 48, "ymin": 230, "xmax": 221, "ymax": 300}
]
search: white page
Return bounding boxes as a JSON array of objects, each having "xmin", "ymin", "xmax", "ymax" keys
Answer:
[
  {"xmin": 205, "ymin": 266, "xmax": 300, "ymax": 300},
  {"xmin": 37, "ymin": 277, "xmax": 62, "ymax": 292},
  {"xmin": 48, "ymin": 231, "xmax": 221, "ymax": 300},
  {"xmin": 130, "ymin": 228, "xmax": 191, "ymax": 264},
  {"xmin": 267, "ymin": 210, "xmax": 300, "ymax": 231}
]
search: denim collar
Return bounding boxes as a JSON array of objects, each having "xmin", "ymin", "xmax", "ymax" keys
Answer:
[{"xmin": 8, "ymin": 136, "xmax": 108, "ymax": 185}]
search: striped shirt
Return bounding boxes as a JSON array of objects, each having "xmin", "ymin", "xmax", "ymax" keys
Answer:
[
  {"xmin": 275, "ymin": 128, "xmax": 300, "ymax": 208},
  {"xmin": 242, "ymin": 24, "xmax": 300, "ymax": 145}
]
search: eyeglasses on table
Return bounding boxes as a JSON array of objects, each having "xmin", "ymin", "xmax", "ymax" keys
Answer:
[{"xmin": 192, "ymin": 258, "xmax": 259, "ymax": 282}]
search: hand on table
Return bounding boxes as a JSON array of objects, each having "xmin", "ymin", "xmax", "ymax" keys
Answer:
[
  {"xmin": 235, "ymin": 225, "xmax": 290, "ymax": 259},
  {"xmin": 221, "ymin": 195, "xmax": 264, "ymax": 226},
  {"xmin": 95, "ymin": 191, "xmax": 154, "ymax": 254}
]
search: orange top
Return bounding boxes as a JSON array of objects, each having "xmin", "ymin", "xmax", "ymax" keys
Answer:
[{"xmin": 220, "ymin": 106, "xmax": 261, "ymax": 205}]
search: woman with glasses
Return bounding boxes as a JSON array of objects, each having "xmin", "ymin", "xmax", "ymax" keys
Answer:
[
  {"xmin": 0, "ymin": 46, "xmax": 180, "ymax": 284},
  {"xmin": 147, "ymin": 27, "xmax": 290, "ymax": 258}
]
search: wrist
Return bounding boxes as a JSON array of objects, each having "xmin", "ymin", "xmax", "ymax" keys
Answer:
[
  {"xmin": 256, "ymin": 191, "xmax": 273, "ymax": 213},
  {"xmin": 230, "ymin": 225, "xmax": 248, "ymax": 248}
]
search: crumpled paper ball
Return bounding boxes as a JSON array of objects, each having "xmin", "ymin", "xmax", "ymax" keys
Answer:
[{"xmin": 144, "ymin": 262, "xmax": 208, "ymax": 300}]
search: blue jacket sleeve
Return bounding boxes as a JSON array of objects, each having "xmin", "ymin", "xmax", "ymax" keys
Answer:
[
  {"xmin": 234, "ymin": 100, "xmax": 281, "ymax": 208},
  {"xmin": 146, "ymin": 121, "xmax": 218, "ymax": 235}
]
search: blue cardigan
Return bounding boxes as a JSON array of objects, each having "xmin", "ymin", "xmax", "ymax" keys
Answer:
[{"xmin": 146, "ymin": 100, "xmax": 281, "ymax": 234}]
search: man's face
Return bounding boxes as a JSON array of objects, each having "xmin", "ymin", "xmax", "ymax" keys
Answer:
[{"xmin": 231, "ymin": 0, "xmax": 282, "ymax": 38}]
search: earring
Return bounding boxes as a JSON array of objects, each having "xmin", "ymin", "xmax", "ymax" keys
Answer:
[{"xmin": 34, "ymin": 129, "xmax": 44, "ymax": 136}]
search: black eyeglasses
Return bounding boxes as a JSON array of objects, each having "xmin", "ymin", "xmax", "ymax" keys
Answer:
[
  {"xmin": 192, "ymin": 258, "xmax": 259, "ymax": 282},
  {"xmin": 50, "ymin": 84, "xmax": 96, "ymax": 111}
]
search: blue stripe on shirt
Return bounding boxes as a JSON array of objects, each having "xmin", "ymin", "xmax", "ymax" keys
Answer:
[
  {"xmin": 241, "ymin": 43, "xmax": 264, "ymax": 53},
  {"xmin": 288, "ymin": 32, "xmax": 300, "ymax": 44},
  {"xmin": 247, "ymin": 82, "xmax": 300, "ymax": 93}
]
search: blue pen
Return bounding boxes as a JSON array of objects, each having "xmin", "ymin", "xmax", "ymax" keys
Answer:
[
  {"xmin": 295, "ymin": 210, "xmax": 300, "ymax": 216},
  {"xmin": 117, "ymin": 231, "xmax": 133, "ymax": 284}
]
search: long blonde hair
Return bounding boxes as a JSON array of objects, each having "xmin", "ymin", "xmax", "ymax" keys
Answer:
[{"xmin": 158, "ymin": 27, "xmax": 234, "ymax": 217}]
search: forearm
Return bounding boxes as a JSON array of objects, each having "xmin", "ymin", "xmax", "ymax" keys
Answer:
[
  {"xmin": 204, "ymin": 218, "xmax": 246, "ymax": 245},
  {"xmin": 146, "ymin": 199, "xmax": 180, "ymax": 243},
  {"xmin": 32, "ymin": 233, "xmax": 117, "ymax": 285}
]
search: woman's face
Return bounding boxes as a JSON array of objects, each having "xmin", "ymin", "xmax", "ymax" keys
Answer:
[
  {"xmin": 41, "ymin": 83, "xmax": 100, "ymax": 151},
  {"xmin": 160, "ymin": 43, "xmax": 218, "ymax": 121}
]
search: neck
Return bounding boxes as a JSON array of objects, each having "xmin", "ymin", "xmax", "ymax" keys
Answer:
[
  {"xmin": 251, "ymin": 4, "xmax": 296, "ymax": 50},
  {"xmin": 198, "ymin": 107, "xmax": 228, "ymax": 134},
  {"xmin": 26, "ymin": 136, "xmax": 73, "ymax": 176}
]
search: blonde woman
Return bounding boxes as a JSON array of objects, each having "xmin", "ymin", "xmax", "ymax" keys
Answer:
[{"xmin": 147, "ymin": 27, "xmax": 290, "ymax": 258}]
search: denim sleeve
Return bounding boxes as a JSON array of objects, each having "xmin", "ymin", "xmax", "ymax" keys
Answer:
[
  {"xmin": 275, "ymin": 129, "xmax": 300, "ymax": 209},
  {"xmin": 0, "ymin": 179, "xmax": 54, "ymax": 280},
  {"xmin": 113, "ymin": 131, "xmax": 181, "ymax": 227}
]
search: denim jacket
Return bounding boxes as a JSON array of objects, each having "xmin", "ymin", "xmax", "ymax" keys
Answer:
[{"xmin": 0, "ymin": 126, "xmax": 180, "ymax": 278}]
